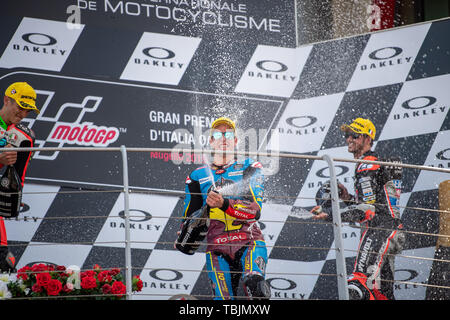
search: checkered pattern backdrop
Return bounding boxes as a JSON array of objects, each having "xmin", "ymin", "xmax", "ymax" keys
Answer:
[{"xmin": 0, "ymin": 1, "xmax": 449, "ymax": 300}]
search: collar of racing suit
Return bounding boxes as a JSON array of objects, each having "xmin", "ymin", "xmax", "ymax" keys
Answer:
[{"xmin": 211, "ymin": 157, "xmax": 237, "ymax": 171}]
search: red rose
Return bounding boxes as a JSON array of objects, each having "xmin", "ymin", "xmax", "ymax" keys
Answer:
[
  {"xmin": 133, "ymin": 276, "xmax": 143, "ymax": 292},
  {"xmin": 17, "ymin": 266, "xmax": 31, "ymax": 281},
  {"xmin": 31, "ymin": 263, "xmax": 48, "ymax": 273},
  {"xmin": 80, "ymin": 270, "xmax": 96, "ymax": 279},
  {"xmin": 46, "ymin": 279, "xmax": 62, "ymax": 296},
  {"xmin": 80, "ymin": 276, "xmax": 97, "ymax": 290},
  {"xmin": 101, "ymin": 284, "xmax": 112, "ymax": 295},
  {"xmin": 111, "ymin": 281, "xmax": 126, "ymax": 297},
  {"xmin": 62, "ymin": 284, "xmax": 73, "ymax": 293},
  {"xmin": 97, "ymin": 271, "xmax": 112, "ymax": 283},
  {"xmin": 36, "ymin": 273, "xmax": 52, "ymax": 287},
  {"xmin": 32, "ymin": 284, "xmax": 42, "ymax": 293},
  {"xmin": 109, "ymin": 268, "xmax": 121, "ymax": 276}
]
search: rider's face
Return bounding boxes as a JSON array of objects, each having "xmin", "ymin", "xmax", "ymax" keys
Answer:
[{"xmin": 209, "ymin": 124, "xmax": 237, "ymax": 151}]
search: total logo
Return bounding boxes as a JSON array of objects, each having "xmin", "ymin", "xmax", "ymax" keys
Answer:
[{"xmin": 28, "ymin": 93, "xmax": 121, "ymax": 161}]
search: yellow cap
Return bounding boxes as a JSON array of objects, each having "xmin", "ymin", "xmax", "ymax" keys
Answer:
[
  {"xmin": 211, "ymin": 117, "xmax": 236, "ymax": 131},
  {"xmin": 340, "ymin": 117, "xmax": 376, "ymax": 140},
  {"xmin": 5, "ymin": 82, "xmax": 40, "ymax": 114}
]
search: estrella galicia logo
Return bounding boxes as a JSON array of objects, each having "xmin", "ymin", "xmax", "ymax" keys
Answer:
[{"xmin": 361, "ymin": 46, "xmax": 412, "ymax": 71}]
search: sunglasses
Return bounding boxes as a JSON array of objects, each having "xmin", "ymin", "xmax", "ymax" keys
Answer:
[
  {"xmin": 344, "ymin": 132, "xmax": 362, "ymax": 139},
  {"xmin": 212, "ymin": 131, "xmax": 235, "ymax": 140}
]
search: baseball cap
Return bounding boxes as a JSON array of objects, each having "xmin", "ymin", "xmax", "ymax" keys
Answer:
[
  {"xmin": 5, "ymin": 82, "xmax": 40, "ymax": 114},
  {"xmin": 340, "ymin": 117, "xmax": 376, "ymax": 140},
  {"xmin": 211, "ymin": 117, "xmax": 236, "ymax": 131}
]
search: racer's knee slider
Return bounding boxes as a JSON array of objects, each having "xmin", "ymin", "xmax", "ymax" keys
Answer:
[{"xmin": 242, "ymin": 274, "xmax": 271, "ymax": 300}]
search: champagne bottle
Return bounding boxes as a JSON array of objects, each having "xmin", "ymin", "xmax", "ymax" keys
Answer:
[{"xmin": 175, "ymin": 206, "xmax": 209, "ymax": 255}]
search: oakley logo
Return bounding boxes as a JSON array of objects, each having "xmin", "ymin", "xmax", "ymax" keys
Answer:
[
  {"xmin": 361, "ymin": 46, "xmax": 412, "ymax": 71},
  {"xmin": 369, "ymin": 46, "xmax": 403, "ymax": 60},
  {"xmin": 394, "ymin": 96, "xmax": 446, "ymax": 120},
  {"xmin": 266, "ymin": 278, "xmax": 297, "ymax": 290},
  {"xmin": 142, "ymin": 47, "xmax": 176, "ymax": 60},
  {"xmin": 0, "ymin": 17, "xmax": 84, "ymax": 71},
  {"xmin": 149, "ymin": 268, "xmax": 183, "ymax": 281},
  {"xmin": 401, "ymin": 96, "xmax": 436, "ymax": 110},
  {"xmin": 286, "ymin": 116, "xmax": 317, "ymax": 128},
  {"xmin": 118, "ymin": 209, "xmax": 152, "ymax": 222},
  {"xmin": 436, "ymin": 148, "xmax": 450, "ymax": 161},
  {"xmin": 316, "ymin": 165, "xmax": 349, "ymax": 178},
  {"xmin": 22, "ymin": 33, "xmax": 57, "ymax": 46},
  {"xmin": 120, "ymin": 32, "xmax": 201, "ymax": 85},
  {"xmin": 256, "ymin": 60, "xmax": 288, "ymax": 73}
]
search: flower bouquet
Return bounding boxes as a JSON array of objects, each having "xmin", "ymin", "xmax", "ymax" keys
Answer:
[{"xmin": 3, "ymin": 263, "xmax": 143, "ymax": 300}]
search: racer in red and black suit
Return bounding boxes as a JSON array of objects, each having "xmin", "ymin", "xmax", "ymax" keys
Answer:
[
  {"xmin": 0, "ymin": 82, "xmax": 38, "ymax": 272},
  {"xmin": 313, "ymin": 118, "xmax": 405, "ymax": 300},
  {"xmin": 176, "ymin": 117, "xmax": 270, "ymax": 300}
]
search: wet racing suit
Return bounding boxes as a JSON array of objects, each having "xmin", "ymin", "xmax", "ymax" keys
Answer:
[
  {"xmin": 338, "ymin": 150, "xmax": 405, "ymax": 300},
  {"xmin": 320, "ymin": 150, "xmax": 404, "ymax": 299},
  {"xmin": 0, "ymin": 121, "xmax": 35, "ymax": 272},
  {"xmin": 182, "ymin": 157, "xmax": 270, "ymax": 300}
]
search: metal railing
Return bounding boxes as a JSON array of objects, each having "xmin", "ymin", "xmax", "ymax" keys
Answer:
[{"xmin": 3, "ymin": 146, "xmax": 450, "ymax": 300}]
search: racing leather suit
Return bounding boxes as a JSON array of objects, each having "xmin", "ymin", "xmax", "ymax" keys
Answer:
[
  {"xmin": 339, "ymin": 150, "xmax": 405, "ymax": 300},
  {"xmin": 182, "ymin": 157, "xmax": 269, "ymax": 300},
  {"xmin": 0, "ymin": 121, "xmax": 35, "ymax": 272}
]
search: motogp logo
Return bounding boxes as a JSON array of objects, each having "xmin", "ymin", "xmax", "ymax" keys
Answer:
[{"xmin": 26, "ymin": 93, "xmax": 120, "ymax": 160}]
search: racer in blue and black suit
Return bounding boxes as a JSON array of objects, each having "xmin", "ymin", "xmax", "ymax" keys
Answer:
[{"xmin": 177, "ymin": 117, "xmax": 270, "ymax": 300}]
